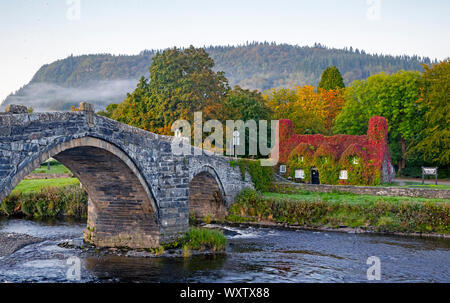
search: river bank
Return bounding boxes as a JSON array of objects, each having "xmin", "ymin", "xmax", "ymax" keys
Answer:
[
  {"xmin": 220, "ymin": 220, "xmax": 450, "ymax": 239},
  {"xmin": 225, "ymin": 189, "xmax": 450, "ymax": 236}
]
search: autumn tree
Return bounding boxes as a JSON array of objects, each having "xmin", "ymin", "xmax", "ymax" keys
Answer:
[
  {"xmin": 319, "ymin": 88, "xmax": 346, "ymax": 134},
  {"xmin": 318, "ymin": 66, "xmax": 345, "ymax": 90},
  {"xmin": 265, "ymin": 85, "xmax": 327, "ymax": 134}
]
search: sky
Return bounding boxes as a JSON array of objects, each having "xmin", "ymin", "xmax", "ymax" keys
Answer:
[{"xmin": 1, "ymin": 0, "xmax": 449, "ymax": 103}]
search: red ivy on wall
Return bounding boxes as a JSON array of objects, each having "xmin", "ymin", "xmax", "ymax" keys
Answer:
[{"xmin": 278, "ymin": 116, "xmax": 393, "ymax": 185}]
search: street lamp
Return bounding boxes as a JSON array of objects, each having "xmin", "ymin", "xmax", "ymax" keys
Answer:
[{"xmin": 232, "ymin": 130, "xmax": 240, "ymax": 159}]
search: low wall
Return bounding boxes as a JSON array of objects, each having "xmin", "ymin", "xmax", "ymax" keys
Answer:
[
  {"xmin": 276, "ymin": 182, "xmax": 450, "ymax": 199},
  {"xmin": 24, "ymin": 173, "xmax": 73, "ymax": 180}
]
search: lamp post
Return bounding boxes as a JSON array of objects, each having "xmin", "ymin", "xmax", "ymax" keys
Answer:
[{"xmin": 232, "ymin": 130, "xmax": 240, "ymax": 160}]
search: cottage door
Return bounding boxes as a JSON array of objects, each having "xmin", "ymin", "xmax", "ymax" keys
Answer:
[{"xmin": 311, "ymin": 169, "xmax": 320, "ymax": 184}]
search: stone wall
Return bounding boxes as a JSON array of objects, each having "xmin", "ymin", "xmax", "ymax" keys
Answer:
[
  {"xmin": 276, "ymin": 182, "xmax": 450, "ymax": 199},
  {"xmin": 24, "ymin": 173, "xmax": 73, "ymax": 180}
]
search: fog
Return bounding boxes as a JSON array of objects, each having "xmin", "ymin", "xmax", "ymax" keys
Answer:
[{"xmin": 0, "ymin": 79, "xmax": 138, "ymax": 112}]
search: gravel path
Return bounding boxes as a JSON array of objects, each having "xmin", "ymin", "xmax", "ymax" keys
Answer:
[{"xmin": 0, "ymin": 232, "xmax": 43, "ymax": 257}]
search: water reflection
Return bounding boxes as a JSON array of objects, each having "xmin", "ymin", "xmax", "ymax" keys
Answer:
[{"xmin": 85, "ymin": 254, "xmax": 227, "ymax": 283}]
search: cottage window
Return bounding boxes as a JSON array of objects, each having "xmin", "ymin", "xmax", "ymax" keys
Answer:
[
  {"xmin": 339, "ymin": 170, "xmax": 348, "ymax": 180},
  {"xmin": 295, "ymin": 169, "xmax": 305, "ymax": 179}
]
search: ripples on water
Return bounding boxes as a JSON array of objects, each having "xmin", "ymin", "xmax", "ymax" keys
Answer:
[{"xmin": 0, "ymin": 218, "xmax": 449, "ymax": 283}]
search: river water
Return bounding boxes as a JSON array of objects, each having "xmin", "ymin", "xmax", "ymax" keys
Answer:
[{"xmin": 0, "ymin": 218, "xmax": 449, "ymax": 283}]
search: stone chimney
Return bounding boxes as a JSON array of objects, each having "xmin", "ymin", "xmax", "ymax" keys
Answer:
[
  {"xmin": 79, "ymin": 102, "xmax": 94, "ymax": 113},
  {"xmin": 79, "ymin": 102, "xmax": 95, "ymax": 127}
]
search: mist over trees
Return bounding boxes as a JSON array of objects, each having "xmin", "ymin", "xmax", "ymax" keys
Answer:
[
  {"xmin": 2, "ymin": 42, "xmax": 446, "ymax": 176},
  {"xmin": 1, "ymin": 42, "xmax": 433, "ymax": 112}
]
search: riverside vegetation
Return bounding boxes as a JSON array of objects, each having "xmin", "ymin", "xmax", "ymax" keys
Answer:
[
  {"xmin": 227, "ymin": 188, "xmax": 450, "ymax": 235},
  {"xmin": 1, "ymin": 185, "xmax": 87, "ymax": 219}
]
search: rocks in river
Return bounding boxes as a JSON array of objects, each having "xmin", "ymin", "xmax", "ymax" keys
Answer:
[
  {"xmin": 59, "ymin": 238, "xmax": 84, "ymax": 248},
  {"xmin": 0, "ymin": 232, "xmax": 43, "ymax": 257}
]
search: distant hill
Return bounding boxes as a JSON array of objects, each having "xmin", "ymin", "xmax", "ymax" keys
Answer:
[{"xmin": 1, "ymin": 42, "xmax": 434, "ymax": 112}]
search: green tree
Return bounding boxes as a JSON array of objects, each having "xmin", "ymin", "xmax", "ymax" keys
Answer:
[
  {"xmin": 215, "ymin": 86, "xmax": 270, "ymax": 121},
  {"xmin": 97, "ymin": 103, "xmax": 118, "ymax": 118},
  {"xmin": 111, "ymin": 76, "xmax": 152, "ymax": 130},
  {"xmin": 333, "ymin": 71, "xmax": 425, "ymax": 173},
  {"xmin": 318, "ymin": 66, "xmax": 345, "ymax": 90},
  {"xmin": 148, "ymin": 46, "xmax": 229, "ymax": 133},
  {"xmin": 207, "ymin": 86, "xmax": 271, "ymax": 157},
  {"xmin": 110, "ymin": 46, "xmax": 229, "ymax": 134},
  {"xmin": 411, "ymin": 60, "xmax": 450, "ymax": 166}
]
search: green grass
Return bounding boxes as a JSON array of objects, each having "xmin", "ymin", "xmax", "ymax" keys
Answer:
[
  {"xmin": 164, "ymin": 227, "xmax": 227, "ymax": 253},
  {"xmin": 263, "ymin": 191, "xmax": 449, "ymax": 205},
  {"xmin": 184, "ymin": 227, "xmax": 227, "ymax": 252},
  {"xmin": 32, "ymin": 160, "xmax": 71, "ymax": 175},
  {"xmin": 12, "ymin": 178, "xmax": 80, "ymax": 194}
]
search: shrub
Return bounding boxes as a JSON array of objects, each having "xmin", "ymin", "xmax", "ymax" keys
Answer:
[
  {"xmin": 231, "ymin": 159, "xmax": 274, "ymax": 192},
  {"xmin": 0, "ymin": 186, "xmax": 88, "ymax": 219}
]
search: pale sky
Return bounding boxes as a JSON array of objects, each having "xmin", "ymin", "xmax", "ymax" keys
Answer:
[{"xmin": 1, "ymin": 0, "xmax": 449, "ymax": 103}]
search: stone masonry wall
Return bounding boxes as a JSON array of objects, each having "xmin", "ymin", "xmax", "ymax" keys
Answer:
[
  {"xmin": 277, "ymin": 183, "xmax": 450, "ymax": 199},
  {"xmin": 189, "ymin": 172, "xmax": 228, "ymax": 219}
]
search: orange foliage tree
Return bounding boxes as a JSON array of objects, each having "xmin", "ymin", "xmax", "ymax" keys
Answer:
[{"xmin": 265, "ymin": 85, "xmax": 345, "ymax": 135}]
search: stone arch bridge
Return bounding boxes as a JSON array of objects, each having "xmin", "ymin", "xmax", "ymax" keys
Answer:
[{"xmin": 0, "ymin": 104, "xmax": 253, "ymax": 248}]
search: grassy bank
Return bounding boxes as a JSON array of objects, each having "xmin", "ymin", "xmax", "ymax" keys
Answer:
[
  {"xmin": 264, "ymin": 191, "xmax": 449, "ymax": 205},
  {"xmin": 227, "ymin": 189, "xmax": 450, "ymax": 235},
  {"xmin": 32, "ymin": 160, "xmax": 71, "ymax": 175},
  {"xmin": 12, "ymin": 178, "xmax": 80, "ymax": 194},
  {"xmin": 1, "ymin": 185, "xmax": 87, "ymax": 219}
]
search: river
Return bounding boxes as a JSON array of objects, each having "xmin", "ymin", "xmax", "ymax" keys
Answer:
[{"xmin": 0, "ymin": 218, "xmax": 449, "ymax": 283}]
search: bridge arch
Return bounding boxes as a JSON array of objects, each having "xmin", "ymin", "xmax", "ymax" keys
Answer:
[
  {"xmin": 3, "ymin": 136, "xmax": 160, "ymax": 249},
  {"xmin": 189, "ymin": 165, "xmax": 228, "ymax": 219}
]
